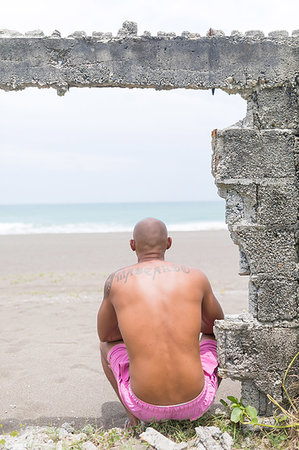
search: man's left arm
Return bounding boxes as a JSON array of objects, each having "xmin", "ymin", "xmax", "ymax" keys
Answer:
[{"xmin": 97, "ymin": 273, "xmax": 122, "ymax": 343}]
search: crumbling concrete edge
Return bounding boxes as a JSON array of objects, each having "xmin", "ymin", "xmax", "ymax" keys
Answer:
[
  {"xmin": 0, "ymin": 21, "xmax": 298, "ymax": 96},
  {"xmin": 214, "ymin": 314, "xmax": 299, "ymax": 415}
]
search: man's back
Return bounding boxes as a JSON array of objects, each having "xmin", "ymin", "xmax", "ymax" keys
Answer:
[
  {"xmin": 107, "ymin": 260, "xmax": 211, "ymax": 405},
  {"xmin": 98, "ymin": 217, "xmax": 224, "ymax": 424}
]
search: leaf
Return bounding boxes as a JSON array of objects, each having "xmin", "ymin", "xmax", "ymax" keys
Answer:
[
  {"xmin": 227, "ymin": 396, "xmax": 239, "ymax": 404},
  {"xmin": 246, "ymin": 405, "xmax": 258, "ymax": 419},
  {"xmin": 220, "ymin": 399, "xmax": 228, "ymax": 407},
  {"xmin": 231, "ymin": 407, "xmax": 243, "ymax": 423},
  {"xmin": 278, "ymin": 415, "xmax": 288, "ymax": 422},
  {"xmin": 250, "ymin": 418, "xmax": 258, "ymax": 425},
  {"xmin": 10, "ymin": 431, "xmax": 18, "ymax": 437},
  {"xmin": 0, "ymin": 439, "xmax": 5, "ymax": 445}
]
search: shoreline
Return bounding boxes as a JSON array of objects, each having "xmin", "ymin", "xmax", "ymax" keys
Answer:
[{"xmin": 0, "ymin": 224, "xmax": 227, "ymax": 236}]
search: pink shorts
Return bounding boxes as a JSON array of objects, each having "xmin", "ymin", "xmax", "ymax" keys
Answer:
[{"xmin": 107, "ymin": 340, "xmax": 218, "ymax": 422}]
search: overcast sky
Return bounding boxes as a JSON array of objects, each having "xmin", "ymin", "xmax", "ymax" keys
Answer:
[{"xmin": 0, "ymin": 0, "xmax": 297, "ymax": 204}]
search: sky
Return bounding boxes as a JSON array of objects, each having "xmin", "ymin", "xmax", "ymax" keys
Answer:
[{"xmin": 0, "ymin": 0, "xmax": 297, "ymax": 204}]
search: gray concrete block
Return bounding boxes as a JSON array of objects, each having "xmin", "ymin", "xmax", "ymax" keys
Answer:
[
  {"xmin": 217, "ymin": 179, "xmax": 298, "ymax": 228},
  {"xmin": 216, "ymin": 180, "xmax": 257, "ymax": 226},
  {"xmin": 214, "ymin": 315, "xmax": 298, "ymax": 413},
  {"xmin": 213, "ymin": 129, "xmax": 296, "ymax": 181},
  {"xmin": 241, "ymin": 380, "xmax": 272, "ymax": 416},
  {"xmin": 256, "ymin": 180, "xmax": 298, "ymax": 226},
  {"xmin": 249, "ymin": 276, "xmax": 298, "ymax": 321},
  {"xmin": 230, "ymin": 226, "xmax": 297, "ymax": 277},
  {"xmin": 248, "ymin": 86, "xmax": 298, "ymax": 129}
]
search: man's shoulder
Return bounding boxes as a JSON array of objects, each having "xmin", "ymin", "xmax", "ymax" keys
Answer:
[
  {"xmin": 104, "ymin": 264, "xmax": 137, "ymax": 292},
  {"xmin": 165, "ymin": 263, "xmax": 206, "ymax": 277}
]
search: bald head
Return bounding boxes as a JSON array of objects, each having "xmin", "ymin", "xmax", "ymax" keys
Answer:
[{"xmin": 131, "ymin": 218, "xmax": 171, "ymax": 258}]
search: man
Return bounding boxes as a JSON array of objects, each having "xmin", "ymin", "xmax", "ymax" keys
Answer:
[{"xmin": 97, "ymin": 217, "xmax": 224, "ymax": 426}]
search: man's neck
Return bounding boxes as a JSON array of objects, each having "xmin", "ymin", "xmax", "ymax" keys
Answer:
[{"xmin": 137, "ymin": 253, "xmax": 165, "ymax": 263}]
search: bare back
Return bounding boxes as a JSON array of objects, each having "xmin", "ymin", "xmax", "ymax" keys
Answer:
[{"xmin": 104, "ymin": 260, "xmax": 211, "ymax": 405}]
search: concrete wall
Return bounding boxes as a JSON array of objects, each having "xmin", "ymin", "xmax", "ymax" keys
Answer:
[{"xmin": 1, "ymin": 21, "xmax": 298, "ymax": 415}]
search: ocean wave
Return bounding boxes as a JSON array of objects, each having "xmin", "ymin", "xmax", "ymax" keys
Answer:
[
  {"xmin": 0, "ymin": 221, "xmax": 227, "ymax": 235},
  {"xmin": 168, "ymin": 221, "xmax": 227, "ymax": 231}
]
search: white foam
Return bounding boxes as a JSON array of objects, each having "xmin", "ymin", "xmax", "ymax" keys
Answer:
[
  {"xmin": 168, "ymin": 221, "xmax": 227, "ymax": 231},
  {"xmin": 0, "ymin": 221, "xmax": 227, "ymax": 235}
]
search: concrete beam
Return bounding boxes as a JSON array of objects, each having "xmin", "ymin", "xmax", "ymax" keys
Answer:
[{"xmin": 0, "ymin": 30, "xmax": 298, "ymax": 95}]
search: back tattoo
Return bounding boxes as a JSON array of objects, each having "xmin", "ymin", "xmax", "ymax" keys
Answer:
[
  {"xmin": 114, "ymin": 264, "xmax": 190, "ymax": 283},
  {"xmin": 104, "ymin": 272, "xmax": 115, "ymax": 298}
]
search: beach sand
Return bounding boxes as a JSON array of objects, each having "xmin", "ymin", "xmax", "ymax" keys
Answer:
[{"xmin": 0, "ymin": 231, "xmax": 249, "ymax": 432}]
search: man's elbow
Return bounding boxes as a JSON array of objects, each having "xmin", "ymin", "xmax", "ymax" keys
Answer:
[
  {"xmin": 98, "ymin": 331, "xmax": 109, "ymax": 343},
  {"xmin": 97, "ymin": 324, "xmax": 110, "ymax": 343},
  {"xmin": 217, "ymin": 310, "xmax": 225, "ymax": 321},
  {"xmin": 98, "ymin": 328, "xmax": 122, "ymax": 343}
]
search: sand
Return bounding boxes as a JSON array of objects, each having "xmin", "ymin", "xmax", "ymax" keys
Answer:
[{"xmin": 0, "ymin": 231, "xmax": 249, "ymax": 432}]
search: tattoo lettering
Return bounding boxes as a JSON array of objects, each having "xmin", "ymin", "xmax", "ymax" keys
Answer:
[
  {"xmin": 144, "ymin": 267, "xmax": 152, "ymax": 276},
  {"xmin": 104, "ymin": 272, "xmax": 115, "ymax": 298},
  {"xmin": 115, "ymin": 268, "xmax": 134, "ymax": 283},
  {"xmin": 152, "ymin": 266, "xmax": 161, "ymax": 280},
  {"xmin": 181, "ymin": 265, "xmax": 191, "ymax": 274},
  {"xmin": 114, "ymin": 264, "xmax": 191, "ymax": 283}
]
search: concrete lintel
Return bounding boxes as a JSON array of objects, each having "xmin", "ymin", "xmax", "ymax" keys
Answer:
[{"xmin": 0, "ymin": 35, "xmax": 298, "ymax": 94}]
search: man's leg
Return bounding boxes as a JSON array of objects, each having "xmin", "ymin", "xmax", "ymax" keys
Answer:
[
  {"xmin": 199, "ymin": 333, "xmax": 221, "ymax": 386},
  {"xmin": 100, "ymin": 341, "xmax": 140, "ymax": 426},
  {"xmin": 200, "ymin": 333, "xmax": 216, "ymax": 343}
]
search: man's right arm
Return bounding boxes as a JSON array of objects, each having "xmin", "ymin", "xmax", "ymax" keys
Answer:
[
  {"xmin": 97, "ymin": 272, "xmax": 123, "ymax": 343},
  {"xmin": 200, "ymin": 274, "xmax": 224, "ymax": 335}
]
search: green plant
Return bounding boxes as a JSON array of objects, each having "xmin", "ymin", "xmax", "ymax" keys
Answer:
[
  {"xmin": 222, "ymin": 352, "xmax": 298, "ymax": 428},
  {"xmin": 221, "ymin": 396, "xmax": 258, "ymax": 426},
  {"xmin": 10, "ymin": 430, "xmax": 18, "ymax": 437}
]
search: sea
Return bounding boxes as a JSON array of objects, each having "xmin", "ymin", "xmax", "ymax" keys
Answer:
[{"xmin": 0, "ymin": 201, "xmax": 226, "ymax": 235}]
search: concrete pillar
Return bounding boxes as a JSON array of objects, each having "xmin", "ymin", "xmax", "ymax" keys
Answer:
[{"xmin": 213, "ymin": 85, "xmax": 299, "ymax": 415}]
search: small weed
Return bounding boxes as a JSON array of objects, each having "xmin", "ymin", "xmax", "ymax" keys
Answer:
[
  {"xmin": 220, "ymin": 352, "xmax": 299, "ymax": 448},
  {"xmin": 220, "ymin": 396, "xmax": 258, "ymax": 426},
  {"xmin": 90, "ymin": 427, "xmax": 132, "ymax": 449},
  {"xmin": 9, "ymin": 430, "xmax": 18, "ymax": 437}
]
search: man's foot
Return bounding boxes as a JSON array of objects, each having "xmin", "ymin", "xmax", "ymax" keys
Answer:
[{"xmin": 126, "ymin": 411, "xmax": 140, "ymax": 427}]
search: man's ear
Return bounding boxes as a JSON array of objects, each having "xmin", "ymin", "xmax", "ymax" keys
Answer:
[
  {"xmin": 166, "ymin": 237, "xmax": 172, "ymax": 250},
  {"xmin": 130, "ymin": 239, "xmax": 136, "ymax": 251}
]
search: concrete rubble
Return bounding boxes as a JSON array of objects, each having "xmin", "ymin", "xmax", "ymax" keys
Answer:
[
  {"xmin": 0, "ymin": 20, "xmax": 298, "ymax": 415},
  {"xmin": 194, "ymin": 426, "xmax": 234, "ymax": 450},
  {"xmin": 140, "ymin": 427, "xmax": 188, "ymax": 449},
  {"xmin": 0, "ymin": 425, "xmax": 95, "ymax": 450},
  {"xmin": 0, "ymin": 424, "xmax": 234, "ymax": 449}
]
